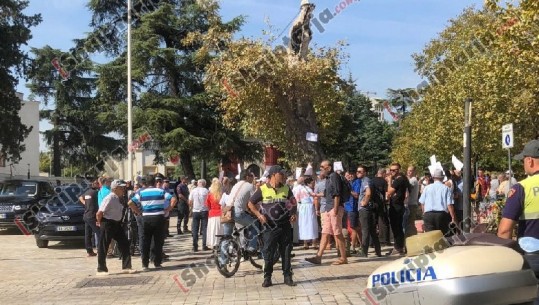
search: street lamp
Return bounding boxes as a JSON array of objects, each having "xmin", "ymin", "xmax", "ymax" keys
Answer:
[{"xmin": 462, "ymin": 98, "xmax": 473, "ymax": 233}]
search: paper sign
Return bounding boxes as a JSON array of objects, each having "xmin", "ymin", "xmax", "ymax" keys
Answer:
[
  {"xmin": 333, "ymin": 161, "xmax": 344, "ymax": 172},
  {"xmin": 304, "ymin": 163, "xmax": 313, "ymax": 176},
  {"xmin": 295, "ymin": 167, "xmax": 303, "ymax": 179},
  {"xmin": 306, "ymin": 132, "xmax": 318, "ymax": 142},
  {"xmin": 452, "ymin": 155, "xmax": 464, "ymax": 171},
  {"xmin": 429, "ymin": 155, "xmax": 437, "ymax": 166}
]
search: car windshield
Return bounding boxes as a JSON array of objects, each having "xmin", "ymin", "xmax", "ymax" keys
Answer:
[{"xmin": 0, "ymin": 181, "xmax": 38, "ymax": 197}]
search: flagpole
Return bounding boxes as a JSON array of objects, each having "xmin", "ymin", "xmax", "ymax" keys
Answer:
[{"xmin": 127, "ymin": 0, "xmax": 133, "ymax": 181}]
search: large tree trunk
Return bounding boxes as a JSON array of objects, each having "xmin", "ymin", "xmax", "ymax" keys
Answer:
[{"xmin": 180, "ymin": 151, "xmax": 195, "ymax": 180}]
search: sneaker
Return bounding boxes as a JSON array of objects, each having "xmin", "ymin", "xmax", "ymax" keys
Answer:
[
  {"xmin": 305, "ymin": 256, "xmax": 322, "ymax": 265},
  {"xmin": 142, "ymin": 266, "xmax": 150, "ymax": 272},
  {"xmin": 262, "ymin": 278, "xmax": 272, "ymax": 288},
  {"xmin": 284, "ymin": 276, "xmax": 297, "ymax": 287},
  {"xmin": 183, "ymin": 228, "xmax": 191, "ymax": 233},
  {"xmin": 122, "ymin": 268, "xmax": 137, "ymax": 274},
  {"xmin": 96, "ymin": 270, "xmax": 109, "ymax": 276},
  {"xmin": 202, "ymin": 246, "xmax": 211, "ymax": 251},
  {"xmin": 87, "ymin": 252, "xmax": 97, "ymax": 257}
]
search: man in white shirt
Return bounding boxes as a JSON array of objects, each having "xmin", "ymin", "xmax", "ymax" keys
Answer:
[
  {"xmin": 189, "ymin": 179, "xmax": 209, "ymax": 252},
  {"xmin": 405, "ymin": 166, "xmax": 420, "ymax": 237}
]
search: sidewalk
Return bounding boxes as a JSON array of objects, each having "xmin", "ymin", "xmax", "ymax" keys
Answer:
[{"xmin": 0, "ymin": 218, "xmax": 393, "ymax": 305}]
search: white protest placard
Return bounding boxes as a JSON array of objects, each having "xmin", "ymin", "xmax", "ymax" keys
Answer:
[
  {"xmin": 295, "ymin": 167, "xmax": 303, "ymax": 179},
  {"xmin": 452, "ymin": 155, "xmax": 464, "ymax": 171},
  {"xmin": 306, "ymin": 132, "xmax": 318, "ymax": 142},
  {"xmin": 304, "ymin": 163, "xmax": 313, "ymax": 176},
  {"xmin": 334, "ymin": 161, "xmax": 344, "ymax": 172}
]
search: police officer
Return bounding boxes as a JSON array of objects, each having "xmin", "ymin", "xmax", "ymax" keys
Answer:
[
  {"xmin": 248, "ymin": 165, "xmax": 297, "ymax": 287},
  {"xmin": 498, "ymin": 140, "xmax": 539, "ymax": 240}
]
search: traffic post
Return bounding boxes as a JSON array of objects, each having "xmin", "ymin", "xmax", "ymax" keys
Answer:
[{"xmin": 502, "ymin": 123, "xmax": 514, "ymax": 189}]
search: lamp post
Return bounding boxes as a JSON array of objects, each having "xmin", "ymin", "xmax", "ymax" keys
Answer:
[
  {"xmin": 462, "ymin": 98, "xmax": 473, "ymax": 233},
  {"xmin": 127, "ymin": 0, "xmax": 133, "ymax": 181}
]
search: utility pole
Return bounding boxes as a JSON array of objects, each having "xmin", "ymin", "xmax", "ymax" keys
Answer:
[
  {"xmin": 462, "ymin": 98, "xmax": 473, "ymax": 233},
  {"xmin": 127, "ymin": 0, "xmax": 133, "ymax": 181}
]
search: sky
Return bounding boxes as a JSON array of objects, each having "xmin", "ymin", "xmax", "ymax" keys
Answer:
[{"xmin": 17, "ymin": 0, "xmax": 485, "ymax": 151}]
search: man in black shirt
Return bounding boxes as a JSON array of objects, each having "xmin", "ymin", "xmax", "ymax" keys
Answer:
[
  {"xmin": 79, "ymin": 179, "xmax": 101, "ymax": 257},
  {"xmin": 386, "ymin": 163, "xmax": 410, "ymax": 255},
  {"xmin": 371, "ymin": 168, "xmax": 390, "ymax": 245}
]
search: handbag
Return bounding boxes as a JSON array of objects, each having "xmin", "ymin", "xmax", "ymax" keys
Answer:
[{"xmin": 221, "ymin": 182, "xmax": 245, "ymax": 223}]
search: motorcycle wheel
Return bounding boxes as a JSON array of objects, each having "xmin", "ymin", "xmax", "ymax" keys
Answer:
[{"xmin": 214, "ymin": 237, "xmax": 241, "ymax": 278}]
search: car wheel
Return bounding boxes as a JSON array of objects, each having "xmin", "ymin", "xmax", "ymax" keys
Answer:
[{"xmin": 35, "ymin": 235, "xmax": 49, "ymax": 248}]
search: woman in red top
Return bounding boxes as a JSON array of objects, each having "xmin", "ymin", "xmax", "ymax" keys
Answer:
[{"xmin": 206, "ymin": 178, "xmax": 223, "ymax": 248}]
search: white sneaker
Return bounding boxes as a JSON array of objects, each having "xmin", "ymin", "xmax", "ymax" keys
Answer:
[
  {"xmin": 122, "ymin": 269, "xmax": 137, "ymax": 274},
  {"xmin": 96, "ymin": 271, "xmax": 109, "ymax": 276}
]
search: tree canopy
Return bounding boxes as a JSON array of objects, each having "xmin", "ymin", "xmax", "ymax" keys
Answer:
[
  {"xmin": 392, "ymin": 2, "xmax": 539, "ymax": 170},
  {"xmin": 0, "ymin": 0, "xmax": 41, "ymax": 162}
]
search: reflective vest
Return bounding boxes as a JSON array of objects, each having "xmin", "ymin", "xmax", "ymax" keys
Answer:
[
  {"xmin": 521, "ymin": 174, "xmax": 539, "ymax": 220},
  {"xmin": 260, "ymin": 183, "xmax": 290, "ymax": 223}
]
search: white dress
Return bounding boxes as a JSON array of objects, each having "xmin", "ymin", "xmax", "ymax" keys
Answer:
[{"xmin": 296, "ymin": 185, "xmax": 318, "ymax": 240}]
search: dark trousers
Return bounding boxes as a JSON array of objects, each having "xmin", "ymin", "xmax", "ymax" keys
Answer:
[
  {"xmin": 97, "ymin": 219, "xmax": 131, "ymax": 272},
  {"xmin": 423, "ymin": 211, "xmax": 451, "ymax": 236},
  {"xmin": 150, "ymin": 216, "xmax": 170, "ymax": 260},
  {"xmin": 405, "ymin": 205, "xmax": 419, "ymax": 238},
  {"xmin": 192, "ymin": 211, "xmax": 208, "ymax": 249},
  {"xmin": 142, "ymin": 215, "xmax": 165, "ymax": 267},
  {"xmin": 84, "ymin": 217, "xmax": 100, "ymax": 253},
  {"xmin": 389, "ymin": 204, "xmax": 405, "ymax": 251},
  {"xmin": 359, "ymin": 209, "xmax": 381, "ymax": 256},
  {"xmin": 262, "ymin": 221, "xmax": 293, "ymax": 279},
  {"xmin": 377, "ymin": 205, "xmax": 391, "ymax": 244},
  {"xmin": 177, "ymin": 202, "xmax": 189, "ymax": 232}
]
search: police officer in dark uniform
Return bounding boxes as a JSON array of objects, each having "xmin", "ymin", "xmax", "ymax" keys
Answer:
[{"xmin": 248, "ymin": 165, "xmax": 298, "ymax": 288}]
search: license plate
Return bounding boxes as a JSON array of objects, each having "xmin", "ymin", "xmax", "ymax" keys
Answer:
[
  {"xmin": 0, "ymin": 214, "xmax": 6, "ymax": 219},
  {"xmin": 56, "ymin": 226, "xmax": 76, "ymax": 232}
]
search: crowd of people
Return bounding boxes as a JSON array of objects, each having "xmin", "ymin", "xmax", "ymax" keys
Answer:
[{"xmin": 76, "ymin": 138, "xmax": 539, "ymax": 287}]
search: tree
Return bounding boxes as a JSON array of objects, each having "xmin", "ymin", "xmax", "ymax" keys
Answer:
[
  {"xmin": 27, "ymin": 46, "xmax": 121, "ymax": 176},
  {"xmin": 386, "ymin": 88, "xmax": 421, "ymax": 119},
  {"xmin": 392, "ymin": 5, "xmax": 539, "ymax": 170},
  {"xmin": 324, "ymin": 87, "xmax": 395, "ymax": 170},
  {"xmin": 200, "ymin": 32, "xmax": 349, "ymax": 164},
  {"xmin": 0, "ymin": 0, "xmax": 41, "ymax": 162},
  {"xmin": 87, "ymin": 0, "xmax": 259, "ymax": 178}
]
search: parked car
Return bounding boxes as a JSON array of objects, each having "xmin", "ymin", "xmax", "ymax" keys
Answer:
[
  {"xmin": 34, "ymin": 184, "xmax": 88, "ymax": 248},
  {"xmin": 0, "ymin": 180, "xmax": 55, "ymax": 230}
]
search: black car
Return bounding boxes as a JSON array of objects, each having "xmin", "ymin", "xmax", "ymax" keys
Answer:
[
  {"xmin": 0, "ymin": 180, "xmax": 55, "ymax": 231},
  {"xmin": 34, "ymin": 184, "xmax": 88, "ymax": 248}
]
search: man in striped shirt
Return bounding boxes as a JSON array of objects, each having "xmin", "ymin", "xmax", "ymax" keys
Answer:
[{"xmin": 128, "ymin": 176, "xmax": 176, "ymax": 271}]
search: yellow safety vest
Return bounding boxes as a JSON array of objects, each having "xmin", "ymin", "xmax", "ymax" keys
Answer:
[
  {"xmin": 260, "ymin": 184, "xmax": 290, "ymax": 223},
  {"xmin": 520, "ymin": 174, "xmax": 539, "ymax": 220}
]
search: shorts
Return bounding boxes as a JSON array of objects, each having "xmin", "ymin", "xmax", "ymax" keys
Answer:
[
  {"xmin": 321, "ymin": 206, "xmax": 344, "ymax": 236},
  {"xmin": 342, "ymin": 211, "xmax": 359, "ymax": 228}
]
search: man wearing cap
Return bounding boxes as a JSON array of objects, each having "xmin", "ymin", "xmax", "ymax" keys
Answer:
[
  {"xmin": 248, "ymin": 165, "xmax": 297, "ymax": 287},
  {"xmin": 128, "ymin": 176, "xmax": 176, "ymax": 270},
  {"xmin": 498, "ymin": 140, "xmax": 539, "ymax": 240},
  {"xmin": 419, "ymin": 169, "xmax": 456, "ymax": 235},
  {"xmin": 96, "ymin": 180, "xmax": 134, "ymax": 275}
]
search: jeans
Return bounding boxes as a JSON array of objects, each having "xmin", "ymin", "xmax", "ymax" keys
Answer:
[
  {"xmin": 141, "ymin": 215, "xmax": 165, "ymax": 267},
  {"xmin": 234, "ymin": 211, "xmax": 259, "ymax": 251},
  {"xmin": 192, "ymin": 211, "xmax": 208, "ymax": 249},
  {"xmin": 135, "ymin": 215, "xmax": 144, "ymax": 253},
  {"xmin": 97, "ymin": 219, "xmax": 132, "ymax": 272},
  {"xmin": 358, "ymin": 209, "xmax": 381, "ymax": 256},
  {"xmin": 84, "ymin": 217, "xmax": 100, "ymax": 253},
  {"xmin": 262, "ymin": 221, "xmax": 293, "ymax": 279},
  {"xmin": 177, "ymin": 202, "xmax": 189, "ymax": 232}
]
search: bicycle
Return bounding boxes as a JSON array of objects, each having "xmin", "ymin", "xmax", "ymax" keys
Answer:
[{"xmin": 214, "ymin": 223, "xmax": 280, "ymax": 278}]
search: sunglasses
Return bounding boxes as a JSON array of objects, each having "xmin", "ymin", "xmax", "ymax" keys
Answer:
[
  {"xmin": 356, "ymin": 171, "xmax": 364, "ymax": 173},
  {"xmin": 390, "ymin": 169, "xmax": 398, "ymax": 172}
]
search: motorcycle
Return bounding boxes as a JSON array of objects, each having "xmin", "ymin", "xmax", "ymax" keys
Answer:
[{"xmin": 364, "ymin": 230, "xmax": 539, "ymax": 305}]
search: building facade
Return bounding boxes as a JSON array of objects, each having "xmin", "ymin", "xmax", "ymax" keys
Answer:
[{"xmin": 0, "ymin": 93, "xmax": 40, "ymax": 178}]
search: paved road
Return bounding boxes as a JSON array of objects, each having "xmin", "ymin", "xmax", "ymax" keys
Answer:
[{"xmin": 0, "ymin": 219, "xmax": 394, "ymax": 305}]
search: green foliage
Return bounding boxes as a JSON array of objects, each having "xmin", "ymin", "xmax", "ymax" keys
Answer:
[
  {"xmin": 88, "ymin": 0, "xmax": 258, "ymax": 178},
  {"xmin": 0, "ymin": 0, "xmax": 41, "ymax": 162},
  {"xmin": 392, "ymin": 4, "xmax": 539, "ymax": 171},
  {"xmin": 324, "ymin": 89, "xmax": 395, "ymax": 170}
]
